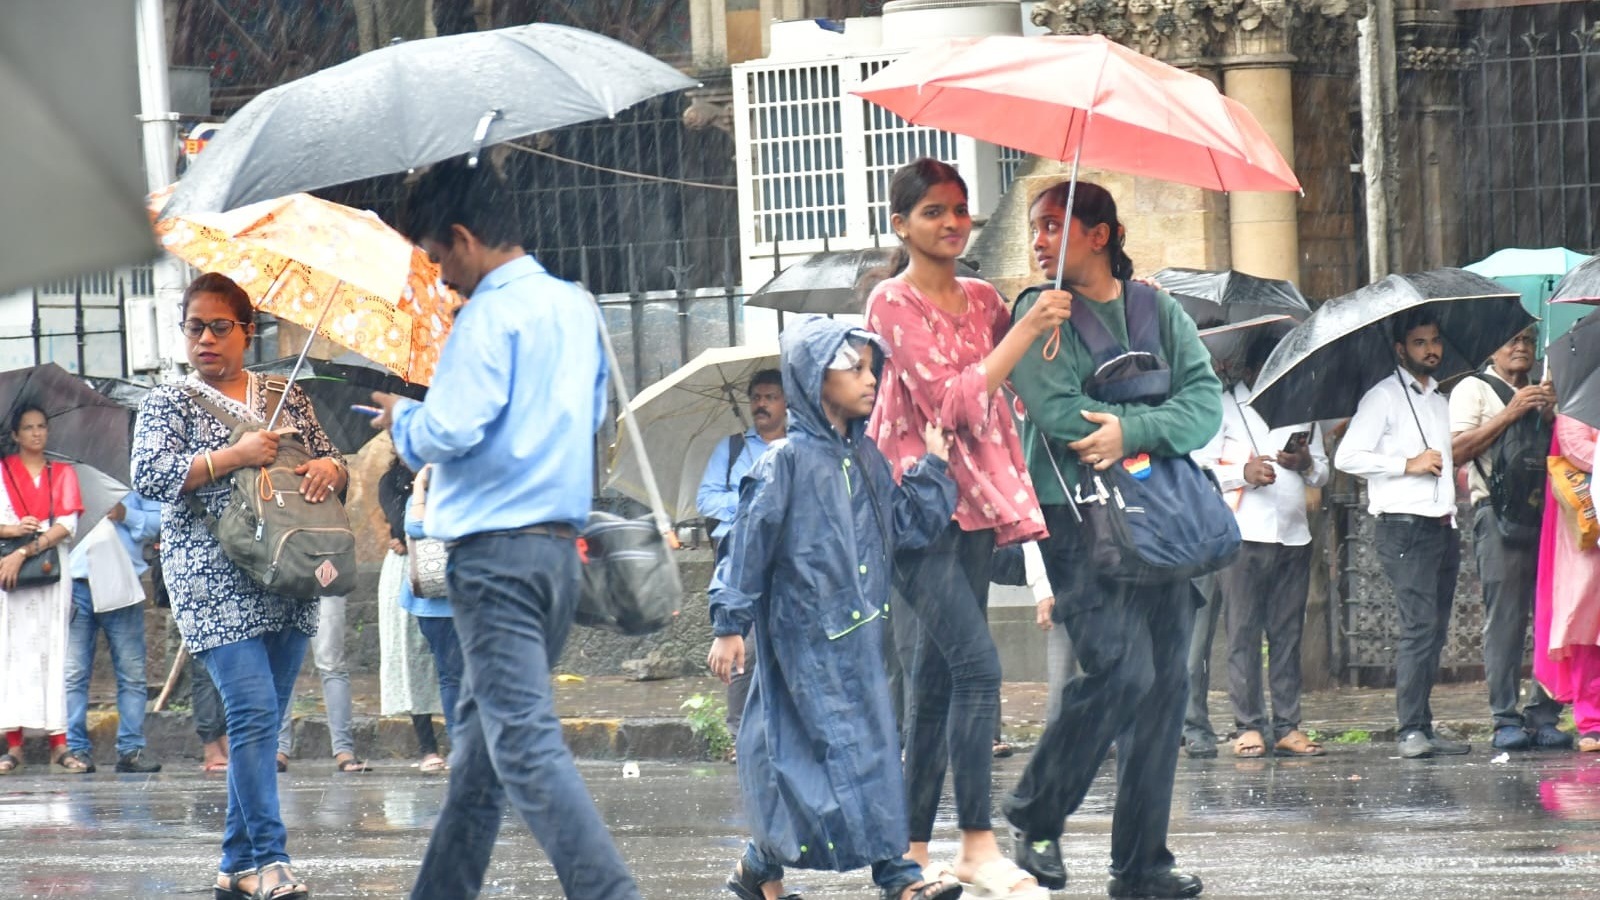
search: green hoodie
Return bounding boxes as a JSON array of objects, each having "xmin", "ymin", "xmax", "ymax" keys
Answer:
[{"xmin": 1010, "ymin": 283, "xmax": 1222, "ymax": 504}]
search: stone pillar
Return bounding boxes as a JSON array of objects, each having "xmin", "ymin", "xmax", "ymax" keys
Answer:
[
  {"xmin": 1392, "ymin": 0, "xmax": 1467, "ymax": 271},
  {"xmin": 691, "ymin": 0, "xmax": 730, "ymax": 69},
  {"xmin": 1219, "ymin": 22, "xmax": 1302, "ymax": 285}
]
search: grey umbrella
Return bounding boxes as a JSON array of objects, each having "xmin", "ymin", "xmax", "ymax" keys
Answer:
[
  {"xmin": 1197, "ymin": 314, "xmax": 1296, "ymax": 384},
  {"xmin": 1547, "ymin": 312, "xmax": 1600, "ymax": 431},
  {"xmin": 1248, "ymin": 269, "xmax": 1532, "ymax": 427},
  {"xmin": 747, "ymin": 248, "xmax": 983, "ymax": 315},
  {"xmin": 1151, "ymin": 267, "xmax": 1312, "ymax": 327},
  {"xmin": 163, "ymin": 24, "xmax": 697, "ymax": 217},
  {"xmin": 0, "ymin": 0, "xmax": 155, "ymax": 294}
]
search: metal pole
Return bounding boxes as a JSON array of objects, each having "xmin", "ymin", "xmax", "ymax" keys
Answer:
[
  {"xmin": 74, "ymin": 281, "xmax": 86, "ymax": 376},
  {"xmin": 1358, "ymin": 0, "xmax": 1397, "ymax": 281},
  {"xmin": 136, "ymin": 0, "xmax": 189, "ymax": 377}
]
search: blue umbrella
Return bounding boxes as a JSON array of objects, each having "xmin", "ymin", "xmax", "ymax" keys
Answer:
[{"xmin": 1464, "ymin": 247, "xmax": 1593, "ymax": 349}]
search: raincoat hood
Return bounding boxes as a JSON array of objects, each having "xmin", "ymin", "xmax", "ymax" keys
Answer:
[{"xmin": 779, "ymin": 316, "xmax": 891, "ymax": 445}]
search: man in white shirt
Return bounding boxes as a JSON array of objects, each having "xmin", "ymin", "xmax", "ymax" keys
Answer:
[
  {"xmin": 1335, "ymin": 309, "xmax": 1469, "ymax": 759},
  {"xmin": 1194, "ymin": 340, "xmax": 1329, "ymax": 758},
  {"xmin": 1448, "ymin": 327, "xmax": 1568, "ymax": 751}
]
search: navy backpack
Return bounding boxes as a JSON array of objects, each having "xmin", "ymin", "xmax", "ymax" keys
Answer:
[{"xmin": 1039, "ymin": 282, "xmax": 1241, "ymax": 584}]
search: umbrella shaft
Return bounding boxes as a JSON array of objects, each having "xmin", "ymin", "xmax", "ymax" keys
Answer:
[
  {"xmin": 1053, "ymin": 141, "xmax": 1085, "ymax": 293},
  {"xmin": 267, "ymin": 293, "xmax": 339, "ymax": 430}
]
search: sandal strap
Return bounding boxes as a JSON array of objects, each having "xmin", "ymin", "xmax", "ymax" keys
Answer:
[{"xmin": 257, "ymin": 862, "xmax": 308, "ymax": 899}]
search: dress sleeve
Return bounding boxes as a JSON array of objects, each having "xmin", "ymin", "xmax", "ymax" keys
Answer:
[
  {"xmin": 132, "ymin": 388, "xmax": 195, "ymax": 504},
  {"xmin": 1557, "ymin": 415, "xmax": 1598, "ymax": 473},
  {"xmin": 708, "ymin": 449, "xmax": 791, "ymax": 637},
  {"xmin": 867, "ymin": 280, "xmax": 999, "ymax": 436}
]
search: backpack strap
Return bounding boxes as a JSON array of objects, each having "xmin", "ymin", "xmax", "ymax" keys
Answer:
[
  {"xmin": 1064, "ymin": 280, "xmax": 1165, "ymax": 365},
  {"xmin": 1471, "ymin": 372, "xmax": 1515, "ymax": 407},
  {"xmin": 179, "ymin": 386, "xmax": 248, "ymax": 529},
  {"xmin": 723, "ymin": 432, "xmax": 747, "ymax": 488}
]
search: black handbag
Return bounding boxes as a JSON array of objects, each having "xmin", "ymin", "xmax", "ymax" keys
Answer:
[{"xmin": 0, "ymin": 462, "xmax": 62, "ymax": 590}]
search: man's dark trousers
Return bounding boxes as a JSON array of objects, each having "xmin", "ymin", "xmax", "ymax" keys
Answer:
[
  {"xmin": 410, "ymin": 531, "xmax": 639, "ymax": 900},
  {"xmin": 1005, "ymin": 508, "xmax": 1196, "ymax": 881},
  {"xmin": 1182, "ymin": 574, "xmax": 1222, "ymax": 748},
  {"xmin": 1472, "ymin": 505, "xmax": 1561, "ymax": 729},
  {"xmin": 1220, "ymin": 541, "xmax": 1313, "ymax": 740},
  {"xmin": 1374, "ymin": 515, "xmax": 1461, "ymax": 735}
]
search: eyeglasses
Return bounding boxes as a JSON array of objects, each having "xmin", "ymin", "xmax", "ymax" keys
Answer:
[{"xmin": 181, "ymin": 318, "xmax": 249, "ymax": 339}]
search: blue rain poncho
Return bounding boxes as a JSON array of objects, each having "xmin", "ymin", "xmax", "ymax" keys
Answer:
[{"xmin": 710, "ymin": 316, "xmax": 956, "ymax": 872}]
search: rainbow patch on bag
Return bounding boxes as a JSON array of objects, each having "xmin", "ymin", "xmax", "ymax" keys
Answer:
[{"xmin": 1122, "ymin": 453, "xmax": 1153, "ymax": 481}]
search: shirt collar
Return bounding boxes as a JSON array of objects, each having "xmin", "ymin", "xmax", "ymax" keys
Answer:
[
  {"xmin": 1396, "ymin": 366, "xmax": 1437, "ymax": 396},
  {"xmin": 472, "ymin": 254, "xmax": 545, "ymax": 298}
]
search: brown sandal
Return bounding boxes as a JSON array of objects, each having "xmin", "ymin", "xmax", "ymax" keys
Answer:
[
  {"xmin": 52, "ymin": 749, "xmax": 91, "ymax": 773},
  {"xmin": 1579, "ymin": 733, "xmax": 1600, "ymax": 753},
  {"xmin": 1233, "ymin": 730, "xmax": 1267, "ymax": 758},
  {"xmin": 0, "ymin": 752, "xmax": 18, "ymax": 775},
  {"xmin": 256, "ymin": 861, "xmax": 308, "ymax": 900},
  {"xmin": 1274, "ymin": 730, "xmax": 1326, "ymax": 757}
]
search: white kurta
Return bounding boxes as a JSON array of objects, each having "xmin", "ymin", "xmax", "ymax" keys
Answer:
[
  {"xmin": 377, "ymin": 550, "xmax": 440, "ymax": 717},
  {"xmin": 0, "ymin": 474, "xmax": 78, "ymax": 733}
]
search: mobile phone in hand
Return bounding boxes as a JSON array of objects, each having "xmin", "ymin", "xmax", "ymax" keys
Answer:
[
  {"xmin": 1282, "ymin": 430, "xmax": 1311, "ymax": 454},
  {"xmin": 351, "ymin": 404, "xmax": 382, "ymax": 418}
]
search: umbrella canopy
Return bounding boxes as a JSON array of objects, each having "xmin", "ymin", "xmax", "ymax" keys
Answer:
[
  {"xmin": 64, "ymin": 458, "xmax": 134, "ymax": 543},
  {"xmin": 0, "ymin": 0, "xmax": 154, "ymax": 294},
  {"xmin": 1248, "ymin": 269, "xmax": 1532, "ymax": 427},
  {"xmin": 1550, "ymin": 256, "xmax": 1600, "ymax": 307},
  {"xmin": 606, "ymin": 344, "xmax": 780, "ymax": 521},
  {"xmin": 1547, "ymin": 311, "xmax": 1600, "ymax": 431},
  {"xmin": 248, "ymin": 356, "xmax": 426, "ymax": 455},
  {"xmin": 851, "ymin": 34, "xmax": 1300, "ymax": 193},
  {"xmin": 1151, "ymin": 268, "xmax": 1312, "ymax": 327},
  {"xmin": 0, "ymin": 363, "xmax": 134, "ymax": 485},
  {"xmin": 153, "ymin": 191, "xmax": 458, "ymax": 386},
  {"xmin": 748, "ymin": 248, "xmax": 982, "ymax": 315},
  {"xmin": 1465, "ymin": 247, "xmax": 1593, "ymax": 346},
  {"xmin": 162, "ymin": 24, "xmax": 697, "ymax": 216},
  {"xmin": 1197, "ymin": 315, "xmax": 1296, "ymax": 385}
]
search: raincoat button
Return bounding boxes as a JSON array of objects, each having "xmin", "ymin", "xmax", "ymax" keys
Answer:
[
  {"xmin": 883, "ymin": 603, "xmax": 890, "ymax": 612},
  {"xmin": 858, "ymin": 564, "xmax": 868, "ymax": 575},
  {"xmin": 800, "ymin": 845, "xmax": 808, "ymax": 854},
  {"xmin": 852, "ymin": 610, "xmax": 861, "ymax": 620},
  {"xmin": 843, "ymin": 458, "xmax": 851, "ymax": 467}
]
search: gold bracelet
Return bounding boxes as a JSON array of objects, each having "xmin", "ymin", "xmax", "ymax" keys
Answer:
[{"xmin": 205, "ymin": 451, "xmax": 217, "ymax": 483}]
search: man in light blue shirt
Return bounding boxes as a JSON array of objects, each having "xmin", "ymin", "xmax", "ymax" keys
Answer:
[
  {"xmin": 370, "ymin": 158, "xmax": 637, "ymax": 900},
  {"xmin": 696, "ymin": 368, "xmax": 786, "ymax": 556},
  {"xmin": 64, "ymin": 491, "xmax": 163, "ymax": 773}
]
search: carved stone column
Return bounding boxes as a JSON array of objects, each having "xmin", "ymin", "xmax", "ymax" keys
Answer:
[
  {"xmin": 1216, "ymin": 6, "xmax": 1301, "ymax": 284},
  {"xmin": 1392, "ymin": 0, "xmax": 1466, "ymax": 271}
]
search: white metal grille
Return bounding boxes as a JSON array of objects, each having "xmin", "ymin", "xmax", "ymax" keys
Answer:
[
  {"xmin": 998, "ymin": 146, "xmax": 1028, "ymax": 197},
  {"xmin": 857, "ymin": 57, "xmax": 961, "ymax": 239},
  {"xmin": 744, "ymin": 64, "xmax": 847, "ymax": 245}
]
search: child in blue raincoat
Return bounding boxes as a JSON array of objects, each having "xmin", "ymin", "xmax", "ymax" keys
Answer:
[{"xmin": 707, "ymin": 317, "xmax": 962, "ymax": 900}]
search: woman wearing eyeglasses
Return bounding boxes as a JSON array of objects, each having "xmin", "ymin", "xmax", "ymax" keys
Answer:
[{"xmin": 131, "ymin": 272, "xmax": 344, "ymax": 900}]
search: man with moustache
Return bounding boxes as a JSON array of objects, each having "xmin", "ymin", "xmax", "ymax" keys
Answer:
[
  {"xmin": 1449, "ymin": 327, "xmax": 1568, "ymax": 751},
  {"xmin": 1336, "ymin": 310, "xmax": 1471, "ymax": 760},
  {"xmin": 697, "ymin": 369, "xmax": 787, "ymax": 745}
]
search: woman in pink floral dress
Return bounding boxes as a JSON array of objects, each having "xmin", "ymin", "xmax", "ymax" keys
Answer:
[{"xmin": 864, "ymin": 158, "xmax": 1072, "ymax": 900}]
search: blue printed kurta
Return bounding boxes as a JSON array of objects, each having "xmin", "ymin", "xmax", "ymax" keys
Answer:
[
  {"xmin": 710, "ymin": 317, "xmax": 956, "ymax": 872},
  {"xmin": 131, "ymin": 374, "xmax": 342, "ymax": 653}
]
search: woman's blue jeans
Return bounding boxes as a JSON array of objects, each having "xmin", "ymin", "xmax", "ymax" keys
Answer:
[{"xmin": 200, "ymin": 627, "xmax": 309, "ymax": 874}]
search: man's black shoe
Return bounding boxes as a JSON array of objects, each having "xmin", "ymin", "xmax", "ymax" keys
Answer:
[
  {"xmin": 1427, "ymin": 735, "xmax": 1471, "ymax": 756},
  {"xmin": 1397, "ymin": 730, "xmax": 1433, "ymax": 759},
  {"xmin": 115, "ymin": 751, "xmax": 162, "ymax": 774},
  {"xmin": 1007, "ymin": 826, "xmax": 1067, "ymax": 890},
  {"xmin": 1108, "ymin": 869, "xmax": 1203, "ymax": 898}
]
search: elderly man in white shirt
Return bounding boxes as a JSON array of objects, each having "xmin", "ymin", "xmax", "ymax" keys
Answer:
[
  {"xmin": 1334, "ymin": 308, "xmax": 1469, "ymax": 760},
  {"xmin": 1193, "ymin": 339, "xmax": 1329, "ymax": 759}
]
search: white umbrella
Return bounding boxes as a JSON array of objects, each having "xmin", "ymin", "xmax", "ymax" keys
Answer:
[{"xmin": 606, "ymin": 344, "xmax": 781, "ymax": 522}]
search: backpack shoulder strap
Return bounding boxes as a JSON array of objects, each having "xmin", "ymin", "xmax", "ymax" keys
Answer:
[
  {"xmin": 1471, "ymin": 372, "xmax": 1515, "ymax": 407},
  {"xmin": 181, "ymin": 385, "xmax": 247, "ymax": 432},
  {"xmin": 723, "ymin": 432, "xmax": 747, "ymax": 487},
  {"xmin": 1123, "ymin": 281, "xmax": 1163, "ymax": 358},
  {"xmin": 1065, "ymin": 296, "xmax": 1126, "ymax": 366}
]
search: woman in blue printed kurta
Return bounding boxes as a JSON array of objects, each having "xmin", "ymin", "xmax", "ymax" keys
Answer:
[{"xmin": 132, "ymin": 273, "xmax": 344, "ymax": 900}]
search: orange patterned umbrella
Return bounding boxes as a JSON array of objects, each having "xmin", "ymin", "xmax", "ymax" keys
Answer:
[{"xmin": 150, "ymin": 189, "xmax": 457, "ymax": 386}]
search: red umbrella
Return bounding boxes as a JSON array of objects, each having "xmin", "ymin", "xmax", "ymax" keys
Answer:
[{"xmin": 851, "ymin": 33, "xmax": 1301, "ymax": 194}]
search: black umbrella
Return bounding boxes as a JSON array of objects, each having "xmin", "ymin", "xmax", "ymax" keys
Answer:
[
  {"xmin": 163, "ymin": 24, "xmax": 696, "ymax": 216},
  {"xmin": 1151, "ymin": 267, "xmax": 1312, "ymax": 327},
  {"xmin": 1197, "ymin": 315, "xmax": 1296, "ymax": 384},
  {"xmin": 1547, "ymin": 312, "xmax": 1600, "ymax": 431},
  {"xmin": 1248, "ymin": 269, "xmax": 1532, "ymax": 427},
  {"xmin": 747, "ymin": 248, "xmax": 983, "ymax": 315},
  {"xmin": 0, "ymin": 363, "xmax": 133, "ymax": 484},
  {"xmin": 249, "ymin": 356, "xmax": 427, "ymax": 455},
  {"xmin": 1550, "ymin": 255, "xmax": 1600, "ymax": 306}
]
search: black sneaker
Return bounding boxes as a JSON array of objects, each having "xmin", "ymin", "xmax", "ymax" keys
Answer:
[
  {"xmin": 1427, "ymin": 735, "xmax": 1471, "ymax": 756},
  {"xmin": 1108, "ymin": 868, "xmax": 1204, "ymax": 898},
  {"xmin": 1532, "ymin": 724, "xmax": 1575, "ymax": 750},
  {"xmin": 1397, "ymin": 730, "xmax": 1433, "ymax": 759},
  {"xmin": 115, "ymin": 750, "xmax": 162, "ymax": 773},
  {"xmin": 1007, "ymin": 825, "xmax": 1067, "ymax": 890}
]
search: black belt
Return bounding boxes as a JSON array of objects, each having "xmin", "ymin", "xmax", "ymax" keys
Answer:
[
  {"xmin": 1377, "ymin": 513, "xmax": 1453, "ymax": 528},
  {"xmin": 1472, "ymin": 498, "xmax": 1493, "ymax": 512},
  {"xmin": 447, "ymin": 522, "xmax": 578, "ymax": 550}
]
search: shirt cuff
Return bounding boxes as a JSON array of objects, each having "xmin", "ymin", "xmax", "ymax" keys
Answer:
[{"xmin": 390, "ymin": 398, "xmax": 425, "ymax": 469}]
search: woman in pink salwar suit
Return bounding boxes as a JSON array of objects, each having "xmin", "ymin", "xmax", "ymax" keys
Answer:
[{"xmin": 1533, "ymin": 414, "xmax": 1600, "ymax": 751}]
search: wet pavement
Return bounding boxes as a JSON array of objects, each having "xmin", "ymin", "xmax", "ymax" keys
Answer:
[{"xmin": 2, "ymin": 745, "xmax": 1598, "ymax": 898}]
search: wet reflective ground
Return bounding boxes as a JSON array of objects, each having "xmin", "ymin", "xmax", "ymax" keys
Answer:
[{"xmin": 1, "ymin": 745, "xmax": 1598, "ymax": 898}]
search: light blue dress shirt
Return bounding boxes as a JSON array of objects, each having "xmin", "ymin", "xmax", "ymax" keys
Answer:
[
  {"xmin": 695, "ymin": 428, "xmax": 772, "ymax": 540},
  {"xmin": 391, "ymin": 255, "xmax": 607, "ymax": 542},
  {"xmin": 69, "ymin": 490, "xmax": 162, "ymax": 580}
]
